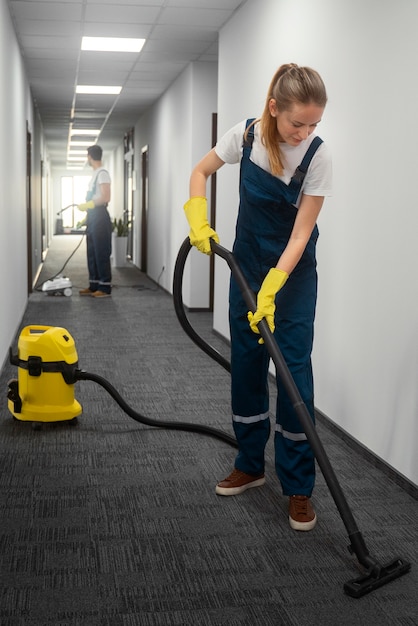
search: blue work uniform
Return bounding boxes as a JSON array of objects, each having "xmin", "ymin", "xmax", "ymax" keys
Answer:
[
  {"xmin": 229, "ymin": 120, "xmax": 323, "ymax": 497},
  {"xmin": 85, "ymin": 170, "xmax": 112, "ymax": 294}
]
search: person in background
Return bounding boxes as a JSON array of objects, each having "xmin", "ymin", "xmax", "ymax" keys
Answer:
[
  {"xmin": 183, "ymin": 63, "xmax": 332, "ymax": 531},
  {"xmin": 77, "ymin": 144, "xmax": 112, "ymax": 298}
]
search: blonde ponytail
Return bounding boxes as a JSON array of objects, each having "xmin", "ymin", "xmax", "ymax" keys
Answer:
[{"xmin": 258, "ymin": 64, "xmax": 327, "ymax": 176}]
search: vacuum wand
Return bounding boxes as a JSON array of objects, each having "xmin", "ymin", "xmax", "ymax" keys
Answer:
[
  {"xmin": 56, "ymin": 203, "xmax": 78, "ymax": 216},
  {"xmin": 209, "ymin": 239, "xmax": 411, "ymax": 597}
]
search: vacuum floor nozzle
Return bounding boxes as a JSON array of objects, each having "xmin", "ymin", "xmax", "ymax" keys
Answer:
[{"xmin": 344, "ymin": 557, "xmax": 411, "ymax": 598}]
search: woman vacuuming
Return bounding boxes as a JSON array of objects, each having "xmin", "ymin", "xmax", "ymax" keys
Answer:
[{"xmin": 184, "ymin": 63, "xmax": 332, "ymax": 531}]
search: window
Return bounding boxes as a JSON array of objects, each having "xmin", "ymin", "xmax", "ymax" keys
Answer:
[{"xmin": 60, "ymin": 176, "xmax": 91, "ymax": 230}]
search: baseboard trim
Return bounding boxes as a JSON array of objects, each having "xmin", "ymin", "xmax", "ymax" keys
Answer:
[{"xmin": 315, "ymin": 408, "xmax": 418, "ymax": 500}]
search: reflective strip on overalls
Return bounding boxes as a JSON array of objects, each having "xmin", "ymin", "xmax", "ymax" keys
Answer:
[{"xmin": 229, "ymin": 119, "xmax": 323, "ymax": 496}]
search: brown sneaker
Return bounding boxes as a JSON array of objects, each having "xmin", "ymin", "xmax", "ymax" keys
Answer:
[
  {"xmin": 215, "ymin": 468, "xmax": 265, "ymax": 496},
  {"xmin": 289, "ymin": 495, "xmax": 317, "ymax": 531},
  {"xmin": 92, "ymin": 290, "xmax": 111, "ymax": 298},
  {"xmin": 79, "ymin": 288, "xmax": 94, "ymax": 296}
]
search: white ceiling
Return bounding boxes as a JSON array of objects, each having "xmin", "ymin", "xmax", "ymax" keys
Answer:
[{"xmin": 7, "ymin": 0, "xmax": 247, "ymax": 168}]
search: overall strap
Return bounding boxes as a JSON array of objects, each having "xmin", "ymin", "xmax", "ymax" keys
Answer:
[
  {"xmin": 288, "ymin": 136, "xmax": 323, "ymax": 195},
  {"xmin": 243, "ymin": 118, "xmax": 256, "ymax": 150}
]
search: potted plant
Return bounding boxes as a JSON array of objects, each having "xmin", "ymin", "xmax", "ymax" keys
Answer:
[
  {"xmin": 112, "ymin": 217, "xmax": 130, "ymax": 237},
  {"xmin": 112, "ymin": 217, "xmax": 130, "ymax": 267}
]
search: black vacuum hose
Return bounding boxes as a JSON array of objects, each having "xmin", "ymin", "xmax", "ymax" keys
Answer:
[
  {"xmin": 75, "ymin": 369, "xmax": 237, "ymax": 447},
  {"xmin": 72, "ymin": 238, "xmax": 238, "ymax": 448},
  {"xmin": 172, "ymin": 237, "xmax": 230, "ymax": 372}
]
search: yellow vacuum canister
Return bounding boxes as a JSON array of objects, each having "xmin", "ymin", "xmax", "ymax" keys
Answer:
[{"xmin": 8, "ymin": 325, "xmax": 82, "ymax": 424}]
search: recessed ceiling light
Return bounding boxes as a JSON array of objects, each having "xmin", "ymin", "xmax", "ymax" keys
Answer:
[
  {"xmin": 76, "ymin": 85, "xmax": 122, "ymax": 95},
  {"xmin": 81, "ymin": 36, "xmax": 145, "ymax": 53},
  {"xmin": 70, "ymin": 129, "xmax": 101, "ymax": 136},
  {"xmin": 69, "ymin": 140, "xmax": 93, "ymax": 147},
  {"xmin": 67, "ymin": 156, "xmax": 87, "ymax": 161}
]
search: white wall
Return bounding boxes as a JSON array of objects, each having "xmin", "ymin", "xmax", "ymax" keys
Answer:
[
  {"xmin": 214, "ymin": 0, "xmax": 418, "ymax": 485},
  {"xmin": 133, "ymin": 61, "xmax": 218, "ymax": 304},
  {"xmin": 0, "ymin": 0, "xmax": 35, "ymax": 369}
]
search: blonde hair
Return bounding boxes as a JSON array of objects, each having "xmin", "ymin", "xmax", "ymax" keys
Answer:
[{"xmin": 249, "ymin": 63, "xmax": 327, "ymax": 176}]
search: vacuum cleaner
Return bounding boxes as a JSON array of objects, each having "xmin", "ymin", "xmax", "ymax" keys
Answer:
[
  {"xmin": 7, "ymin": 327, "xmax": 237, "ymax": 445},
  {"xmin": 6, "ymin": 237, "xmax": 411, "ymax": 598},
  {"xmin": 41, "ymin": 276, "xmax": 73, "ymax": 297},
  {"xmin": 7, "ymin": 325, "xmax": 82, "ymax": 427}
]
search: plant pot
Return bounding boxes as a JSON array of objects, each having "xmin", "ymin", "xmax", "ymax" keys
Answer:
[{"xmin": 112, "ymin": 235, "xmax": 128, "ymax": 267}]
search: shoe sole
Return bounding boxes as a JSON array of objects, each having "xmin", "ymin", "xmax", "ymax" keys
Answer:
[
  {"xmin": 289, "ymin": 513, "xmax": 317, "ymax": 531},
  {"xmin": 215, "ymin": 476, "xmax": 265, "ymax": 496}
]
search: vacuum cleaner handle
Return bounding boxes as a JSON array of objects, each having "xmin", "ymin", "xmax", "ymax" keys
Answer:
[
  {"xmin": 210, "ymin": 240, "xmax": 259, "ymax": 314},
  {"xmin": 211, "ymin": 240, "xmax": 313, "ymax": 362},
  {"xmin": 57, "ymin": 203, "xmax": 78, "ymax": 215}
]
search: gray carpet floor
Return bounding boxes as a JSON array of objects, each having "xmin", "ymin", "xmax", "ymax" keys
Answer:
[{"xmin": 0, "ymin": 235, "xmax": 417, "ymax": 625}]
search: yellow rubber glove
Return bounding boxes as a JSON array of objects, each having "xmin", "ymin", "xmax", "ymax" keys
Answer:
[
  {"xmin": 247, "ymin": 268, "xmax": 289, "ymax": 342},
  {"xmin": 184, "ymin": 197, "xmax": 219, "ymax": 254},
  {"xmin": 77, "ymin": 200, "xmax": 95, "ymax": 211}
]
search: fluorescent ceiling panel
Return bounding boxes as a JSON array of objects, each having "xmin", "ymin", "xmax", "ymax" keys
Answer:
[
  {"xmin": 69, "ymin": 141, "xmax": 94, "ymax": 146},
  {"xmin": 70, "ymin": 129, "xmax": 101, "ymax": 136},
  {"xmin": 76, "ymin": 85, "xmax": 122, "ymax": 95},
  {"xmin": 81, "ymin": 37, "xmax": 145, "ymax": 53}
]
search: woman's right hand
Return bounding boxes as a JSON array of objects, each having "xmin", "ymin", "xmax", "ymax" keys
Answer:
[{"xmin": 183, "ymin": 197, "xmax": 219, "ymax": 255}]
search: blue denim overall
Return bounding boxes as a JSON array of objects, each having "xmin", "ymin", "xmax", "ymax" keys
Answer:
[
  {"xmin": 85, "ymin": 172, "xmax": 112, "ymax": 294},
  {"xmin": 229, "ymin": 120, "xmax": 323, "ymax": 496}
]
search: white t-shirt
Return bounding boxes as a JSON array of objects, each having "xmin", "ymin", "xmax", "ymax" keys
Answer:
[
  {"xmin": 215, "ymin": 120, "xmax": 332, "ymax": 205},
  {"xmin": 88, "ymin": 167, "xmax": 111, "ymax": 204}
]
